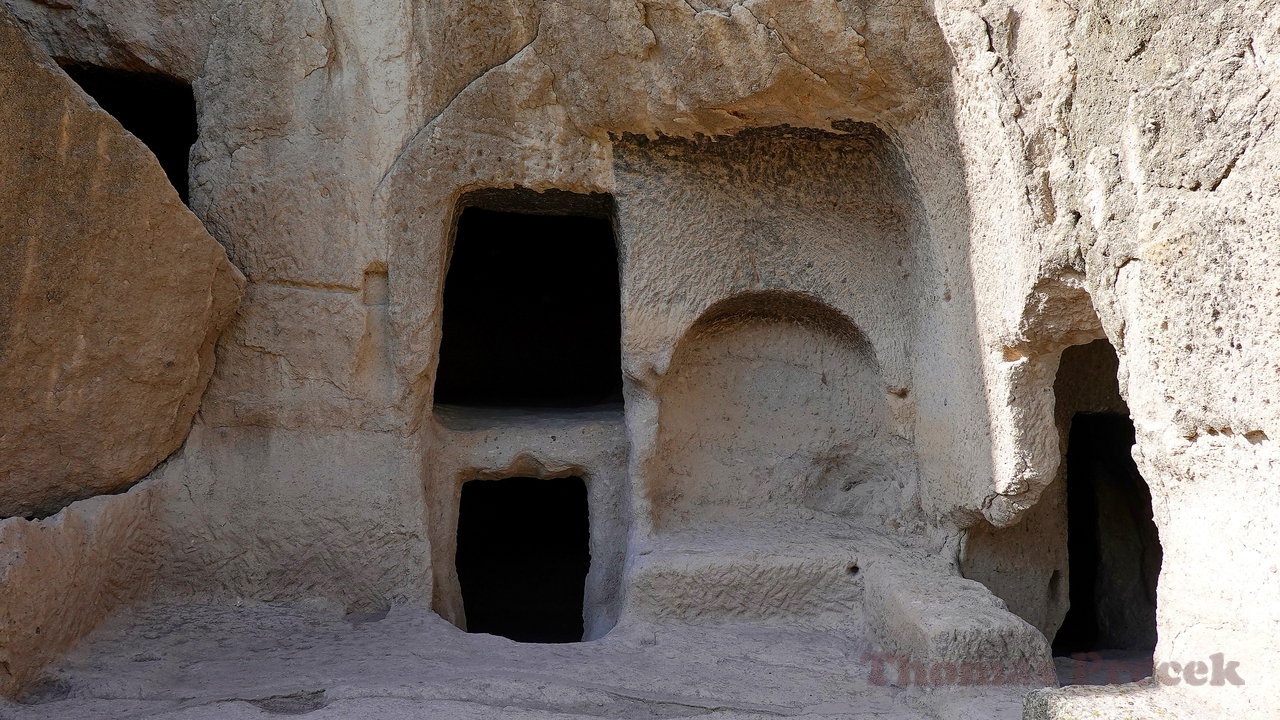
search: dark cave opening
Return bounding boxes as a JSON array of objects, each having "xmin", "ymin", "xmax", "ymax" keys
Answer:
[
  {"xmin": 61, "ymin": 64, "xmax": 197, "ymax": 204},
  {"xmin": 1053, "ymin": 411, "xmax": 1162, "ymax": 656},
  {"xmin": 455, "ymin": 476, "xmax": 590, "ymax": 643},
  {"xmin": 433, "ymin": 193, "xmax": 622, "ymax": 408}
]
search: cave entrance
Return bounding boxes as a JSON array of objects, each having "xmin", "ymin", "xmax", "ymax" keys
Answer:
[
  {"xmin": 434, "ymin": 190, "xmax": 621, "ymax": 409},
  {"xmin": 1053, "ymin": 344, "xmax": 1162, "ymax": 660},
  {"xmin": 61, "ymin": 65, "xmax": 197, "ymax": 204},
  {"xmin": 455, "ymin": 476, "xmax": 590, "ymax": 643}
]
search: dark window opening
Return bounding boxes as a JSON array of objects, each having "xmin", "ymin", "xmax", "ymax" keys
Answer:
[
  {"xmin": 455, "ymin": 476, "xmax": 590, "ymax": 643},
  {"xmin": 434, "ymin": 190, "xmax": 621, "ymax": 408},
  {"xmin": 1053, "ymin": 412, "xmax": 1162, "ymax": 656},
  {"xmin": 61, "ymin": 65, "xmax": 197, "ymax": 203}
]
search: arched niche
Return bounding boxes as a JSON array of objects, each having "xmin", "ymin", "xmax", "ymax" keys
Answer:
[{"xmin": 648, "ymin": 291, "xmax": 895, "ymax": 530}]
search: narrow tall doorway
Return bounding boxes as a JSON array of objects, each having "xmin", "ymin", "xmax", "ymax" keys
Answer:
[{"xmin": 1053, "ymin": 341, "xmax": 1162, "ymax": 657}]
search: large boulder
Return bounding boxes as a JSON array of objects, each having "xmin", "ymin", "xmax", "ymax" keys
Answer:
[{"xmin": 0, "ymin": 9, "xmax": 243, "ymax": 518}]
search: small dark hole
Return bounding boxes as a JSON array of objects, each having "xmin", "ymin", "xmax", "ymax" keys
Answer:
[
  {"xmin": 846, "ymin": 563, "xmax": 860, "ymax": 576},
  {"xmin": 344, "ymin": 607, "xmax": 389, "ymax": 625},
  {"xmin": 248, "ymin": 690, "xmax": 328, "ymax": 715},
  {"xmin": 59, "ymin": 64, "xmax": 197, "ymax": 204},
  {"xmin": 17, "ymin": 676, "xmax": 70, "ymax": 705}
]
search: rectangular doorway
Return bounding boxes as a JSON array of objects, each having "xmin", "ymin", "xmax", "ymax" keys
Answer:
[
  {"xmin": 433, "ymin": 190, "xmax": 622, "ymax": 408},
  {"xmin": 455, "ymin": 476, "xmax": 590, "ymax": 643}
]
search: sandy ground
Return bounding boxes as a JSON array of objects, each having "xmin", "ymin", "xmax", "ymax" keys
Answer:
[{"xmin": 0, "ymin": 602, "xmax": 1038, "ymax": 719}]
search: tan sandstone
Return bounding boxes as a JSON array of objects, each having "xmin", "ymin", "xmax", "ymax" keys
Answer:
[
  {"xmin": 0, "ymin": 0, "xmax": 1276, "ymax": 718},
  {"xmin": 0, "ymin": 8, "xmax": 242, "ymax": 519}
]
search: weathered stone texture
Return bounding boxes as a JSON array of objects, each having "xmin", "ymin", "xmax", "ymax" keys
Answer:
[
  {"xmin": 148, "ymin": 424, "xmax": 430, "ymax": 609},
  {"xmin": 0, "ymin": 482, "xmax": 161, "ymax": 699},
  {"xmin": 948, "ymin": 0, "xmax": 1280, "ymax": 714},
  {"xmin": 0, "ymin": 8, "xmax": 242, "ymax": 519},
  {"xmin": 1, "ymin": 0, "xmax": 1278, "ymax": 717}
]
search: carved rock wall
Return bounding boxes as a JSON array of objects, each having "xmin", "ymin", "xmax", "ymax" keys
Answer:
[
  {"xmin": 0, "ymin": 8, "xmax": 242, "ymax": 519},
  {"xmin": 2, "ymin": 0, "xmax": 1278, "ymax": 715}
]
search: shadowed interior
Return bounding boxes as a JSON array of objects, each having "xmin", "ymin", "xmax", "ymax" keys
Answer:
[
  {"xmin": 61, "ymin": 65, "xmax": 197, "ymax": 204},
  {"xmin": 455, "ymin": 476, "xmax": 590, "ymax": 643},
  {"xmin": 1054, "ymin": 410, "xmax": 1162, "ymax": 655},
  {"xmin": 434, "ymin": 199, "xmax": 622, "ymax": 408}
]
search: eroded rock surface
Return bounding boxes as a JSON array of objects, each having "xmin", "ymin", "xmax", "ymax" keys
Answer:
[
  {"xmin": 0, "ymin": 8, "xmax": 242, "ymax": 518},
  {"xmin": 0, "ymin": 483, "xmax": 161, "ymax": 699},
  {"xmin": 1, "ymin": 0, "xmax": 1278, "ymax": 718}
]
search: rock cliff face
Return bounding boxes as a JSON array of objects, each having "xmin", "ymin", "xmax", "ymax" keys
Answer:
[
  {"xmin": 0, "ymin": 9, "xmax": 242, "ymax": 519},
  {"xmin": 944, "ymin": 2, "xmax": 1280, "ymax": 715},
  {"xmin": 1, "ymin": 0, "xmax": 1277, "ymax": 717},
  {"xmin": 0, "ymin": 6, "xmax": 240, "ymax": 700}
]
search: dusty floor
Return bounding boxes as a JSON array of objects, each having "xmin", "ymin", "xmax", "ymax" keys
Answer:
[{"xmin": 1, "ymin": 603, "xmax": 1037, "ymax": 720}]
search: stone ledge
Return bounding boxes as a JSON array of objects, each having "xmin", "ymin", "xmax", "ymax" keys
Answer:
[
  {"xmin": 1023, "ymin": 680, "xmax": 1214, "ymax": 720},
  {"xmin": 863, "ymin": 558, "xmax": 1054, "ymax": 681}
]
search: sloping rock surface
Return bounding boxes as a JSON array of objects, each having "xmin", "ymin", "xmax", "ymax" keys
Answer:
[{"xmin": 0, "ymin": 8, "xmax": 242, "ymax": 518}]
